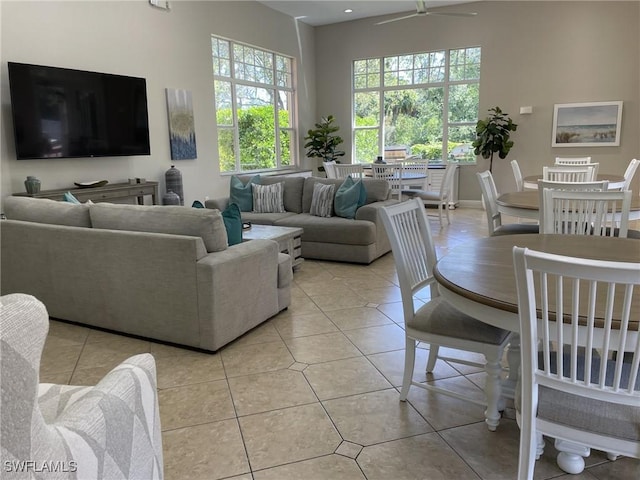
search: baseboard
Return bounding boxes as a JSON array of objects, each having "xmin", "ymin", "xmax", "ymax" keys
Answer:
[{"xmin": 458, "ymin": 200, "xmax": 483, "ymax": 209}]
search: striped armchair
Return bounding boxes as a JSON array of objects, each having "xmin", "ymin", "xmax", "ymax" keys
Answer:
[{"xmin": 0, "ymin": 293, "xmax": 163, "ymax": 479}]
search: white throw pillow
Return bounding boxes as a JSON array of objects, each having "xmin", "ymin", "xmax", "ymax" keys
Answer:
[
  {"xmin": 252, "ymin": 182, "xmax": 285, "ymax": 213},
  {"xmin": 309, "ymin": 183, "xmax": 335, "ymax": 218}
]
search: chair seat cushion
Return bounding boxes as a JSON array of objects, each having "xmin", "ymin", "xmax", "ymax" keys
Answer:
[
  {"xmin": 493, "ymin": 224, "xmax": 540, "ymax": 236},
  {"xmin": 408, "ymin": 296, "xmax": 511, "ymax": 345},
  {"xmin": 537, "ymin": 386, "xmax": 640, "ymax": 441}
]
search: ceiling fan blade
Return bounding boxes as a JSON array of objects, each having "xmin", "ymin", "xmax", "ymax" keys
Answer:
[
  {"xmin": 375, "ymin": 13, "xmax": 420, "ymax": 25},
  {"xmin": 425, "ymin": 11, "xmax": 478, "ymax": 17}
]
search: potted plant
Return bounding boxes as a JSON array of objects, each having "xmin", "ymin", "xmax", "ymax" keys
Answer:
[
  {"xmin": 304, "ymin": 115, "xmax": 345, "ymax": 172},
  {"xmin": 472, "ymin": 107, "xmax": 518, "ymax": 172}
]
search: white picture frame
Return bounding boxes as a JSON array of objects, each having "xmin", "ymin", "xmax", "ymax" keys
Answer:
[{"xmin": 552, "ymin": 101, "xmax": 623, "ymax": 147}]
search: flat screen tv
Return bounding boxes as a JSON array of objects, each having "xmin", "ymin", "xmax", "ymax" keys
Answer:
[{"xmin": 8, "ymin": 62, "xmax": 151, "ymax": 160}]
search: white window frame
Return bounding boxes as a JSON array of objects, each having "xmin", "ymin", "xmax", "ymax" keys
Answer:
[
  {"xmin": 212, "ymin": 35, "xmax": 297, "ymax": 174},
  {"xmin": 352, "ymin": 46, "xmax": 481, "ymax": 165}
]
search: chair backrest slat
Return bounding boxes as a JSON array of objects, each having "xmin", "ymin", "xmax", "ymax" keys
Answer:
[
  {"xmin": 373, "ymin": 163, "xmax": 404, "ymax": 200},
  {"xmin": 513, "ymin": 247, "xmax": 640, "ymax": 405},
  {"xmin": 543, "ymin": 165, "xmax": 596, "ymax": 183},
  {"xmin": 333, "ymin": 163, "xmax": 365, "ymax": 179},
  {"xmin": 541, "ymin": 189, "xmax": 631, "ymax": 237},
  {"xmin": 379, "ymin": 199, "xmax": 438, "ymax": 322}
]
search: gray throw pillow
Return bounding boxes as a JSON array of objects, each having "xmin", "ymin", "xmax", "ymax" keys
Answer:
[
  {"xmin": 252, "ymin": 182, "xmax": 285, "ymax": 213},
  {"xmin": 309, "ymin": 183, "xmax": 335, "ymax": 218}
]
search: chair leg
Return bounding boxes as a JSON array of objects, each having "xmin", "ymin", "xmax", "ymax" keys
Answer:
[
  {"xmin": 438, "ymin": 203, "xmax": 444, "ymax": 227},
  {"xmin": 445, "ymin": 202, "xmax": 451, "ymax": 224},
  {"xmin": 517, "ymin": 411, "xmax": 538, "ymax": 479},
  {"xmin": 400, "ymin": 337, "xmax": 416, "ymax": 401},
  {"xmin": 483, "ymin": 352, "xmax": 503, "ymax": 431},
  {"xmin": 554, "ymin": 439, "xmax": 589, "ymax": 475},
  {"xmin": 426, "ymin": 345, "xmax": 439, "ymax": 372}
]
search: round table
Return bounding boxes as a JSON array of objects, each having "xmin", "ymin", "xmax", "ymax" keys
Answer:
[
  {"xmin": 496, "ymin": 191, "xmax": 640, "ymax": 221},
  {"xmin": 434, "ymin": 234, "xmax": 640, "ymax": 331},
  {"xmin": 523, "ymin": 173, "xmax": 625, "ymax": 190},
  {"xmin": 433, "ymin": 234, "xmax": 640, "ymax": 473}
]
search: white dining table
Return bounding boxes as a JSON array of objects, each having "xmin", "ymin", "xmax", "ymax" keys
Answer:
[{"xmin": 433, "ymin": 234, "xmax": 640, "ymax": 399}]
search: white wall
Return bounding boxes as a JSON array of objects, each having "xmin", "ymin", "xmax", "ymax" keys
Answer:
[
  {"xmin": 0, "ymin": 0, "xmax": 316, "ymax": 206},
  {"xmin": 314, "ymin": 1, "xmax": 640, "ymax": 200}
]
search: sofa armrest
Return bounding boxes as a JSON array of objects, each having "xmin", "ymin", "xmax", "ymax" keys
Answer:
[
  {"xmin": 195, "ymin": 239, "xmax": 281, "ymax": 351},
  {"xmin": 355, "ymin": 199, "xmax": 399, "ymax": 256},
  {"xmin": 205, "ymin": 197, "xmax": 229, "ymax": 211}
]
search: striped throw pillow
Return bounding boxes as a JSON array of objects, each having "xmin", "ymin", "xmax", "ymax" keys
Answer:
[
  {"xmin": 252, "ymin": 182, "xmax": 285, "ymax": 213},
  {"xmin": 309, "ymin": 183, "xmax": 335, "ymax": 217}
]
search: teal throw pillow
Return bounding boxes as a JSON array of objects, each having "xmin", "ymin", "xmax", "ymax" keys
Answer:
[
  {"xmin": 63, "ymin": 191, "xmax": 81, "ymax": 204},
  {"xmin": 230, "ymin": 175, "xmax": 260, "ymax": 212},
  {"xmin": 222, "ymin": 202, "xmax": 243, "ymax": 246},
  {"xmin": 334, "ymin": 176, "xmax": 367, "ymax": 219},
  {"xmin": 192, "ymin": 200, "xmax": 204, "ymax": 208}
]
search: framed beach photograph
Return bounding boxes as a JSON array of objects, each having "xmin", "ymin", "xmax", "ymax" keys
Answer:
[{"xmin": 552, "ymin": 101, "xmax": 623, "ymax": 147}]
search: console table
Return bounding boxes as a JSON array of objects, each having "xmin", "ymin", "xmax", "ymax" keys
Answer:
[{"xmin": 14, "ymin": 181, "xmax": 159, "ymax": 205}]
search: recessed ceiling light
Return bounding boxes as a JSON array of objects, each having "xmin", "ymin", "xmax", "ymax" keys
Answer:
[{"xmin": 344, "ymin": 9, "xmax": 353, "ymax": 14}]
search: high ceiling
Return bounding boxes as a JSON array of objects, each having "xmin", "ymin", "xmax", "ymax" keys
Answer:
[{"xmin": 259, "ymin": 1, "xmax": 478, "ymax": 26}]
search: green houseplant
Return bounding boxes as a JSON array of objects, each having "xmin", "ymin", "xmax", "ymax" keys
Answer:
[
  {"xmin": 304, "ymin": 115, "xmax": 345, "ymax": 171},
  {"xmin": 472, "ymin": 107, "xmax": 518, "ymax": 172}
]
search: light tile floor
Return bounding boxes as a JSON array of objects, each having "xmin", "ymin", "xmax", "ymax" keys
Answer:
[{"xmin": 40, "ymin": 208, "xmax": 640, "ymax": 479}]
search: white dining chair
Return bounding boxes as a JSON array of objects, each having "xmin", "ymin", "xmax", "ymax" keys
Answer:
[
  {"xmin": 543, "ymin": 165, "xmax": 596, "ymax": 183},
  {"xmin": 554, "ymin": 156, "xmax": 592, "ymax": 166},
  {"xmin": 541, "ymin": 189, "xmax": 632, "ymax": 237},
  {"xmin": 323, "ymin": 161, "xmax": 337, "ymax": 179},
  {"xmin": 401, "ymin": 163, "xmax": 457, "ymax": 226},
  {"xmin": 536, "ymin": 180, "xmax": 609, "ymax": 228},
  {"xmin": 477, "ymin": 170, "xmax": 539, "ymax": 236},
  {"xmin": 513, "ymin": 246, "xmax": 640, "ymax": 478},
  {"xmin": 620, "ymin": 158, "xmax": 639, "ymax": 191},
  {"xmin": 333, "ymin": 163, "xmax": 365, "ymax": 179},
  {"xmin": 380, "ymin": 199, "xmax": 513, "ymax": 431},
  {"xmin": 511, "ymin": 159, "xmax": 524, "ymax": 192},
  {"xmin": 372, "ymin": 163, "xmax": 403, "ymax": 200},
  {"xmin": 400, "ymin": 160, "xmax": 429, "ymax": 192}
]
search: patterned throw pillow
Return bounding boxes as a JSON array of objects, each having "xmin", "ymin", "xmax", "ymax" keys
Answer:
[
  {"xmin": 309, "ymin": 183, "xmax": 335, "ymax": 218},
  {"xmin": 252, "ymin": 182, "xmax": 285, "ymax": 213}
]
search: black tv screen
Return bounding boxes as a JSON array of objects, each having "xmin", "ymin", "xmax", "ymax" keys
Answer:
[{"xmin": 8, "ymin": 62, "xmax": 151, "ymax": 160}]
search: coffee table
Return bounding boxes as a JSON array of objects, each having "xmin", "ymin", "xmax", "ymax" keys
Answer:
[{"xmin": 242, "ymin": 224, "xmax": 303, "ymax": 268}]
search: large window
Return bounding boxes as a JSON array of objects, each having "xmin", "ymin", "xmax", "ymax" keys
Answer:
[
  {"xmin": 212, "ymin": 36, "xmax": 296, "ymax": 173},
  {"xmin": 353, "ymin": 47, "xmax": 480, "ymax": 164}
]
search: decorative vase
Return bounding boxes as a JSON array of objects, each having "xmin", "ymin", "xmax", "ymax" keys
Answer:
[
  {"xmin": 165, "ymin": 165, "xmax": 184, "ymax": 206},
  {"xmin": 24, "ymin": 176, "xmax": 41, "ymax": 194},
  {"xmin": 162, "ymin": 190, "xmax": 181, "ymax": 206}
]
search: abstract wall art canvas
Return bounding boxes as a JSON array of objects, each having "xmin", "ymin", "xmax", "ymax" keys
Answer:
[
  {"xmin": 552, "ymin": 101, "xmax": 622, "ymax": 147},
  {"xmin": 166, "ymin": 88, "xmax": 197, "ymax": 159}
]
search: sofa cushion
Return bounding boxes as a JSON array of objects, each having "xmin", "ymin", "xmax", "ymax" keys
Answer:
[
  {"xmin": 302, "ymin": 178, "xmax": 389, "ymax": 213},
  {"xmin": 276, "ymin": 213, "xmax": 376, "ymax": 245},
  {"xmin": 221, "ymin": 203, "xmax": 243, "ymax": 246},
  {"xmin": 310, "ymin": 183, "xmax": 335, "ymax": 218},
  {"xmin": 335, "ymin": 176, "xmax": 367, "ymax": 219},
  {"xmin": 230, "ymin": 174, "xmax": 260, "ymax": 212},
  {"xmin": 253, "ymin": 182, "xmax": 285, "ymax": 213},
  {"xmin": 4, "ymin": 196, "xmax": 91, "ymax": 227},
  {"xmin": 259, "ymin": 177, "xmax": 305, "ymax": 213},
  {"xmin": 90, "ymin": 203, "xmax": 227, "ymax": 252},
  {"xmin": 241, "ymin": 211, "xmax": 298, "ymax": 225}
]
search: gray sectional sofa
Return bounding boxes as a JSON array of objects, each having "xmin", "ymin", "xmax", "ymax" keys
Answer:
[
  {"xmin": 1, "ymin": 196, "xmax": 292, "ymax": 352},
  {"xmin": 205, "ymin": 176, "xmax": 397, "ymax": 264}
]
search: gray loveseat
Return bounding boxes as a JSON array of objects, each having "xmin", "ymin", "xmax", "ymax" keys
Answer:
[
  {"xmin": 1, "ymin": 196, "xmax": 292, "ymax": 352},
  {"xmin": 206, "ymin": 176, "xmax": 397, "ymax": 264}
]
